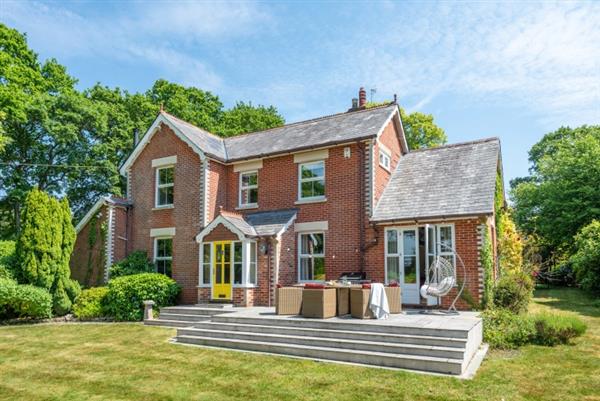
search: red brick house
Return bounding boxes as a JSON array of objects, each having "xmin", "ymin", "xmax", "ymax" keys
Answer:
[{"xmin": 71, "ymin": 91, "xmax": 502, "ymax": 310}]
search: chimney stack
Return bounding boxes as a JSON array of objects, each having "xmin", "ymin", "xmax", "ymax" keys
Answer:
[{"xmin": 358, "ymin": 87, "xmax": 367, "ymax": 107}]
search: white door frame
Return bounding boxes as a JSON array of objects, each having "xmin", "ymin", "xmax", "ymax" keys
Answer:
[{"xmin": 384, "ymin": 226, "xmax": 420, "ymax": 304}]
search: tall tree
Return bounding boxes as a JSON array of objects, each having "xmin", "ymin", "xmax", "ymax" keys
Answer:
[{"xmin": 511, "ymin": 125, "xmax": 600, "ymax": 254}]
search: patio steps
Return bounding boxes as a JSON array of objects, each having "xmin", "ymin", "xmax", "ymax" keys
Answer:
[
  {"xmin": 144, "ymin": 305, "xmax": 235, "ymax": 328},
  {"xmin": 173, "ymin": 314, "xmax": 483, "ymax": 376}
]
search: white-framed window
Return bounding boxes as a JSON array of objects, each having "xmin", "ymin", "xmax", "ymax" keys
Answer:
[
  {"xmin": 239, "ymin": 170, "xmax": 258, "ymax": 207},
  {"xmin": 298, "ymin": 232, "xmax": 325, "ymax": 281},
  {"xmin": 154, "ymin": 237, "xmax": 173, "ymax": 277},
  {"xmin": 437, "ymin": 224, "xmax": 456, "ymax": 271},
  {"xmin": 199, "ymin": 240, "xmax": 257, "ymax": 287},
  {"xmin": 201, "ymin": 243, "xmax": 211, "ymax": 285},
  {"xmin": 155, "ymin": 166, "xmax": 174, "ymax": 207},
  {"xmin": 385, "ymin": 229, "xmax": 400, "ymax": 283},
  {"xmin": 299, "ymin": 161, "xmax": 325, "ymax": 200},
  {"xmin": 379, "ymin": 148, "xmax": 391, "ymax": 171}
]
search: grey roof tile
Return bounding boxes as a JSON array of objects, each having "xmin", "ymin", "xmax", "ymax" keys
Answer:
[
  {"xmin": 371, "ymin": 138, "xmax": 500, "ymax": 222},
  {"xmin": 161, "ymin": 112, "xmax": 228, "ymax": 160},
  {"xmin": 244, "ymin": 209, "xmax": 298, "ymax": 236}
]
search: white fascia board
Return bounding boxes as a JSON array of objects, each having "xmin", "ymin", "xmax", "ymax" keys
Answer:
[
  {"xmin": 233, "ymin": 159, "xmax": 263, "ymax": 172},
  {"xmin": 375, "ymin": 107, "xmax": 408, "ymax": 154},
  {"xmin": 119, "ymin": 114, "xmax": 205, "ymax": 176},
  {"xmin": 75, "ymin": 197, "xmax": 108, "ymax": 233},
  {"xmin": 150, "ymin": 227, "xmax": 176, "ymax": 237}
]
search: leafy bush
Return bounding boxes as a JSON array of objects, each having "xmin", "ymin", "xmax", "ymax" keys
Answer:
[
  {"xmin": 0, "ymin": 277, "xmax": 53, "ymax": 319},
  {"xmin": 531, "ymin": 312, "xmax": 587, "ymax": 346},
  {"xmin": 482, "ymin": 308, "xmax": 535, "ymax": 349},
  {"xmin": 494, "ymin": 271, "xmax": 534, "ymax": 314},
  {"xmin": 73, "ymin": 287, "xmax": 109, "ymax": 319},
  {"xmin": 104, "ymin": 273, "xmax": 180, "ymax": 321},
  {"xmin": 109, "ymin": 251, "xmax": 156, "ymax": 279},
  {"xmin": 570, "ymin": 220, "xmax": 600, "ymax": 294},
  {"xmin": 0, "ymin": 241, "xmax": 16, "ymax": 280}
]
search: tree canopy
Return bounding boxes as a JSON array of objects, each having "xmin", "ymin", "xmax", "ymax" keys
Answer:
[
  {"xmin": 510, "ymin": 125, "xmax": 600, "ymax": 254},
  {"xmin": 0, "ymin": 24, "xmax": 284, "ymax": 238}
]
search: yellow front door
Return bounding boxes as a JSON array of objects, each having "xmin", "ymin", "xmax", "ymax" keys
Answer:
[{"xmin": 212, "ymin": 241, "xmax": 232, "ymax": 300}]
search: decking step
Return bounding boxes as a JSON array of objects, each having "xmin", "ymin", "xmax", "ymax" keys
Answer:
[
  {"xmin": 187, "ymin": 322, "xmax": 467, "ymax": 348},
  {"xmin": 160, "ymin": 306, "xmax": 235, "ymax": 316},
  {"xmin": 175, "ymin": 335, "xmax": 464, "ymax": 375},
  {"xmin": 144, "ymin": 319, "xmax": 199, "ymax": 328},
  {"xmin": 211, "ymin": 315, "xmax": 470, "ymax": 338},
  {"xmin": 177, "ymin": 327, "xmax": 465, "ymax": 359},
  {"xmin": 157, "ymin": 313, "xmax": 211, "ymax": 322}
]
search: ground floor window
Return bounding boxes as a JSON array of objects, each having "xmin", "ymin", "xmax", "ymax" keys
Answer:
[
  {"xmin": 298, "ymin": 232, "xmax": 325, "ymax": 281},
  {"xmin": 154, "ymin": 237, "xmax": 173, "ymax": 277},
  {"xmin": 200, "ymin": 240, "xmax": 257, "ymax": 286}
]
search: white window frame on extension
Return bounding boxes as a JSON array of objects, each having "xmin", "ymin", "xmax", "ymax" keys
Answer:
[
  {"xmin": 298, "ymin": 160, "xmax": 326, "ymax": 202},
  {"xmin": 297, "ymin": 232, "xmax": 325, "ymax": 282},
  {"xmin": 155, "ymin": 166, "xmax": 174, "ymax": 208},
  {"xmin": 198, "ymin": 240, "xmax": 257, "ymax": 287},
  {"xmin": 379, "ymin": 148, "xmax": 391, "ymax": 171},
  {"xmin": 436, "ymin": 224, "xmax": 457, "ymax": 280},
  {"xmin": 238, "ymin": 170, "xmax": 258, "ymax": 208},
  {"xmin": 154, "ymin": 237, "xmax": 173, "ymax": 277}
]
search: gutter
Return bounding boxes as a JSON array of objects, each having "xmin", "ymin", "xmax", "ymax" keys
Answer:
[{"xmin": 371, "ymin": 212, "xmax": 492, "ymax": 226}]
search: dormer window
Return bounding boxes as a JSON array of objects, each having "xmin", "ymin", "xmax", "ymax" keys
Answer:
[{"xmin": 155, "ymin": 166, "xmax": 174, "ymax": 207}]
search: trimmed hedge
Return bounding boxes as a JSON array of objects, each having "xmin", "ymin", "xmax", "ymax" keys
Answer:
[
  {"xmin": 0, "ymin": 277, "xmax": 53, "ymax": 319},
  {"xmin": 103, "ymin": 273, "xmax": 180, "ymax": 321},
  {"xmin": 73, "ymin": 287, "xmax": 109, "ymax": 319},
  {"xmin": 109, "ymin": 251, "xmax": 156, "ymax": 279},
  {"xmin": 0, "ymin": 241, "xmax": 16, "ymax": 280}
]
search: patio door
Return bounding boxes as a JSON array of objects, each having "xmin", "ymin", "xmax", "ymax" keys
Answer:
[
  {"xmin": 385, "ymin": 227, "xmax": 420, "ymax": 304},
  {"xmin": 212, "ymin": 241, "xmax": 232, "ymax": 300}
]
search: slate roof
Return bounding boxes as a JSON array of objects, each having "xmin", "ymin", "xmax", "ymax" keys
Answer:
[
  {"xmin": 161, "ymin": 105, "xmax": 398, "ymax": 162},
  {"xmin": 221, "ymin": 209, "xmax": 298, "ymax": 237},
  {"xmin": 371, "ymin": 138, "xmax": 501, "ymax": 222}
]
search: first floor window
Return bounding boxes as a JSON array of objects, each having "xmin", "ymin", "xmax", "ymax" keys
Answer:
[
  {"xmin": 201, "ymin": 243, "xmax": 211, "ymax": 285},
  {"xmin": 379, "ymin": 149, "xmax": 391, "ymax": 171},
  {"xmin": 239, "ymin": 171, "xmax": 258, "ymax": 206},
  {"xmin": 299, "ymin": 161, "xmax": 325, "ymax": 199},
  {"xmin": 156, "ymin": 166, "xmax": 174, "ymax": 207},
  {"xmin": 299, "ymin": 233, "xmax": 325, "ymax": 281},
  {"xmin": 155, "ymin": 238, "xmax": 173, "ymax": 277}
]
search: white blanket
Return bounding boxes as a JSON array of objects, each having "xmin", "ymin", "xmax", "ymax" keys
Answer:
[{"xmin": 368, "ymin": 283, "xmax": 390, "ymax": 320}]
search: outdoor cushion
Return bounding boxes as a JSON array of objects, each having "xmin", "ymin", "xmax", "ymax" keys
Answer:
[{"xmin": 304, "ymin": 283, "xmax": 326, "ymax": 289}]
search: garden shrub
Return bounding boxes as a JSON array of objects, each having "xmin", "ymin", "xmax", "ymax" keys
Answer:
[
  {"xmin": 73, "ymin": 287, "xmax": 109, "ymax": 319},
  {"xmin": 109, "ymin": 251, "xmax": 156, "ymax": 279},
  {"xmin": 0, "ymin": 241, "xmax": 16, "ymax": 280},
  {"xmin": 531, "ymin": 312, "xmax": 587, "ymax": 346},
  {"xmin": 104, "ymin": 273, "xmax": 180, "ymax": 321},
  {"xmin": 0, "ymin": 277, "xmax": 52, "ymax": 319},
  {"xmin": 482, "ymin": 308, "xmax": 535, "ymax": 349},
  {"xmin": 494, "ymin": 271, "xmax": 534, "ymax": 314},
  {"xmin": 570, "ymin": 220, "xmax": 600, "ymax": 295},
  {"xmin": 481, "ymin": 228, "xmax": 495, "ymax": 309}
]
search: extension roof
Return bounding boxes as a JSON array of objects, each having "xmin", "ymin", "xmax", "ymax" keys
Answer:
[
  {"xmin": 120, "ymin": 104, "xmax": 403, "ymax": 173},
  {"xmin": 371, "ymin": 138, "xmax": 501, "ymax": 223}
]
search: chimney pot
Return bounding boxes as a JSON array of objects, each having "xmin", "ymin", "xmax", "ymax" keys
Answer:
[
  {"xmin": 352, "ymin": 98, "xmax": 358, "ymax": 109},
  {"xmin": 359, "ymin": 87, "xmax": 367, "ymax": 107}
]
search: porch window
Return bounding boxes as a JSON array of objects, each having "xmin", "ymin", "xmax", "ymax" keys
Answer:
[
  {"xmin": 299, "ymin": 161, "xmax": 325, "ymax": 200},
  {"xmin": 155, "ymin": 166, "xmax": 174, "ymax": 207},
  {"xmin": 233, "ymin": 242, "xmax": 243, "ymax": 284},
  {"xmin": 201, "ymin": 243, "xmax": 211, "ymax": 285},
  {"xmin": 239, "ymin": 171, "xmax": 258, "ymax": 207},
  {"xmin": 248, "ymin": 242, "xmax": 257, "ymax": 285},
  {"xmin": 154, "ymin": 238, "xmax": 173, "ymax": 277},
  {"xmin": 298, "ymin": 232, "xmax": 325, "ymax": 281}
]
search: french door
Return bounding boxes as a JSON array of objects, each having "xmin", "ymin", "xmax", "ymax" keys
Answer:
[{"xmin": 385, "ymin": 227, "xmax": 419, "ymax": 304}]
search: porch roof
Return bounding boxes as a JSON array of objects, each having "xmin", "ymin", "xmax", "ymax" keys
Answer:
[{"xmin": 371, "ymin": 138, "xmax": 501, "ymax": 223}]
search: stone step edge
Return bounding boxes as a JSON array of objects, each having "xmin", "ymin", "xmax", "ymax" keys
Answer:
[
  {"xmin": 174, "ymin": 335, "xmax": 464, "ymax": 374},
  {"xmin": 144, "ymin": 319, "xmax": 197, "ymax": 327},
  {"xmin": 177, "ymin": 327, "xmax": 466, "ymax": 354},
  {"xmin": 212, "ymin": 316, "xmax": 471, "ymax": 338},
  {"xmin": 191, "ymin": 321, "xmax": 468, "ymax": 346},
  {"xmin": 158, "ymin": 313, "xmax": 212, "ymax": 319}
]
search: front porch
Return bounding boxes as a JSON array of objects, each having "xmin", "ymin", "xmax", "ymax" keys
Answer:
[{"xmin": 146, "ymin": 305, "xmax": 487, "ymax": 377}]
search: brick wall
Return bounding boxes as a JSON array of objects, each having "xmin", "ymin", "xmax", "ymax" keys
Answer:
[
  {"xmin": 373, "ymin": 119, "xmax": 402, "ymax": 206},
  {"xmin": 129, "ymin": 123, "xmax": 203, "ymax": 304}
]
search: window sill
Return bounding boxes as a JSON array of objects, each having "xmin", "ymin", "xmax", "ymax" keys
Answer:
[
  {"xmin": 295, "ymin": 197, "xmax": 327, "ymax": 205},
  {"xmin": 236, "ymin": 204, "xmax": 258, "ymax": 210},
  {"xmin": 153, "ymin": 205, "xmax": 174, "ymax": 211},
  {"xmin": 233, "ymin": 284, "xmax": 257, "ymax": 288},
  {"xmin": 197, "ymin": 285, "xmax": 211, "ymax": 288}
]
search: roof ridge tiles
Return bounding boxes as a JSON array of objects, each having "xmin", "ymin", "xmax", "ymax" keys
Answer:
[{"xmin": 409, "ymin": 137, "xmax": 499, "ymax": 154}]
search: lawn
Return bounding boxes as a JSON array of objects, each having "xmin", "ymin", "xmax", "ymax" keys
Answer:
[{"xmin": 0, "ymin": 288, "xmax": 598, "ymax": 401}]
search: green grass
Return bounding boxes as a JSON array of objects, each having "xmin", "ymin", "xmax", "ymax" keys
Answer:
[{"xmin": 0, "ymin": 287, "xmax": 598, "ymax": 401}]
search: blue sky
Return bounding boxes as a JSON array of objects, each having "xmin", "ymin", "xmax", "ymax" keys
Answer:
[{"xmin": 2, "ymin": 1, "xmax": 599, "ymax": 188}]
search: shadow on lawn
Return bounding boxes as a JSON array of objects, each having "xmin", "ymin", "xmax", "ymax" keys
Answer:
[{"xmin": 533, "ymin": 287, "xmax": 600, "ymax": 318}]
